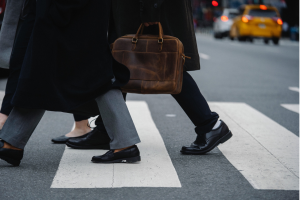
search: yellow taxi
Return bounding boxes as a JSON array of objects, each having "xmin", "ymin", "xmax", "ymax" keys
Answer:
[{"xmin": 229, "ymin": 5, "xmax": 282, "ymax": 45}]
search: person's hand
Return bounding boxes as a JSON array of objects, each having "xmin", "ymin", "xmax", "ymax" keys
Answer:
[{"xmin": 144, "ymin": 22, "xmax": 159, "ymax": 27}]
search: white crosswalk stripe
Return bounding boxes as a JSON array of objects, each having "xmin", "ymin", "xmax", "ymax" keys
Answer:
[
  {"xmin": 288, "ymin": 87, "xmax": 299, "ymax": 93},
  {"xmin": 281, "ymin": 104, "xmax": 299, "ymax": 114},
  {"xmin": 51, "ymin": 101, "xmax": 181, "ymax": 188},
  {"xmin": 210, "ymin": 102, "xmax": 299, "ymax": 190},
  {"xmin": 0, "ymin": 91, "xmax": 4, "ymax": 105},
  {"xmin": 199, "ymin": 53, "xmax": 210, "ymax": 60}
]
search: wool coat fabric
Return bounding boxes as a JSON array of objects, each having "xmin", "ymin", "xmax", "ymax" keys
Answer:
[
  {"xmin": 0, "ymin": 0, "xmax": 23, "ymax": 69},
  {"xmin": 9, "ymin": 0, "xmax": 129, "ymax": 116},
  {"xmin": 109, "ymin": 0, "xmax": 200, "ymax": 71}
]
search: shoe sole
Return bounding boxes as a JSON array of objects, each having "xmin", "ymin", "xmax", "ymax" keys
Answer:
[
  {"xmin": 0, "ymin": 155, "xmax": 20, "ymax": 166},
  {"xmin": 66, "ymin": 142, "xmax": 110, "ymax": 150},
  {"xmin": 92, "ymin": 156, "xmax": 141, "ymax": 164},
  {"xmin": 181, "ymin": 131, "xmax": 233, "ymax": 155},
  {"xmin": 51, "ymin": 140, "xmax": 67, "ymax": 144}
]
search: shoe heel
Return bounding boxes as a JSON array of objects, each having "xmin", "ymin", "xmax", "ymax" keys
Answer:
[
  {"xmin": 0, "ymin": 156, "xmax": 21, "ymax": 166},
  {"xmin": 122, "ymin": 156, "xmax": 141, "ymax": 163},
  {"xmin": 220, "ymin": 131, "xmax": 233, "ymax": 144}
]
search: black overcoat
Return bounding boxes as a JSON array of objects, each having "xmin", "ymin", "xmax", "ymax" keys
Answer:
[
  {"xmin": 11, "ymin": 0, "xmax": 129, "ymax": 116},
  {"xmin": 109, "ymin": 0, "xmax": 200, "ymax": 71}
]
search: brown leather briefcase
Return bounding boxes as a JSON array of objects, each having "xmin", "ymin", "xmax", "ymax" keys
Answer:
[{"xmin": 111, "ymin": 23, "xmax": 190, "ymax": 94}]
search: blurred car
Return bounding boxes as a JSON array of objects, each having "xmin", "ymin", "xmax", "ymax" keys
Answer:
[
  {"xmin": 229, "ymin": 5, "xmax": 282, "ymax": 45},
  {"xmin": 0, "ymin": 0, "xmax": 5, "ymax": 29},
  {"xmin": 213, "ymin": 8, "xmax": 239, "ymax": 39}
]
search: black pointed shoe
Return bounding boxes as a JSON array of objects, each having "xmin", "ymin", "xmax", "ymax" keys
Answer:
[
  {"xmin": 0, "ymin": 140, "xmax": 24, "ymax": 166},
  {"xmin": 51, "ymin": 134, "xmax": 87, "ymax": 144},
  {"xmin": 181, "ymin": 120, "xmax": 232, "ymax": 155},
  {"xmin": 92, "ymin": 145, "xmax": 141, "ymax": 163},
  {"xmin": 66, "ymin": 127, "xmax": 110, "ymax": 149}
]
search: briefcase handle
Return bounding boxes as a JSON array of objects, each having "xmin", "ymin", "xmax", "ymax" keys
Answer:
[{"xmin": 132, "ymin": 22, "xmax": 164, "ymax": 44}]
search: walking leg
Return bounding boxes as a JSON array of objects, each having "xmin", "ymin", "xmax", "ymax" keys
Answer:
[
  {"xmin": 171, "ymin": 72, "xmax": 219, "ymax": 135},
  {"xmin": 172, "ymin": 72, "xmax": 232, "ymax": 154},
  {"xmin": 92, "ymin": 89, "xmax": 141, "ymax": 163},
  {"xmin": 0, "ymin": 107, "xmax": 45, "ymax": 149},
  {"xmin": 0, "ymin": 107, "xmax": 45, "ymax": 166},
  {"xmin": 95, "ymin": 89, "xmax": 140, "ymax": 149}
]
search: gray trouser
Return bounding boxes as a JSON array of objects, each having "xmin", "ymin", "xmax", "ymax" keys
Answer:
[{"xmin": 0, "ymin": 89, "xmax": 140, "ymax": 149}]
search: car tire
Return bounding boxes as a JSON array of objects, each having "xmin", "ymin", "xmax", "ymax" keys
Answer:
[
  {"xmin": 248, "ymin": 38, "xmax": 253, "ymax": 43},
  {"xmin": 214, "ymin": 33, "xmax": 222, "ymax": 39},
  {"xmin": 264, "ymin": 39, "xmax": 269, "ymax": 44},
  {"xmin": 272, "ymin": 38, "xmax": 279, "ymax": 45},
  {"xmin": 229, "ymin": 36, "xmax": 234, "ymax": 41},
  {"xmin": 238, "ymin": 37, "xmax": 246, "ymax": 42}
]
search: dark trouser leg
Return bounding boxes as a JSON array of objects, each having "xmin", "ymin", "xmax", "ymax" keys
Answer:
[
  {"xmin": 0, "ymin": 107, "xmax": 45, "ymax": 149},
  {"xmin": 171, "ymin": 72, "xmax": 219, "ymax": 135},
  {"xmin": 0, "ymin": 6, "xmax": 35, "ymax": 116},
  {"xmin": 73, "ymin": 114, "xmax": 89, "ymax": 122},
  {"xmin": 95, "ymin": 89, "xmax": 140, "ymax": 149}
]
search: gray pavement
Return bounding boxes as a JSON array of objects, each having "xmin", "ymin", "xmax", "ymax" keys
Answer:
[{"xmin": 0, "ymin": 34, "xmax": 298, "ymax": 199}]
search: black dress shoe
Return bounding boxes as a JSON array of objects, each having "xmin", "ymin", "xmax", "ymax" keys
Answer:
[
  {"xmin": 66, "ymin": 127, "xmax": 110, "ymax": 149},
  {"xmin": 92, "ymin": 145, "xmax": 141, "ymax": 163},
  {"xmin": 51, "ymin": 134, "xmax": 87, "ymax": 144},
  {"xmin": 181, "ymin": 120, "xmax": 232, "ymax": 155},
  {"xmin": 0, "ymin": 141, "xmax": 24, "ymax": 166}
]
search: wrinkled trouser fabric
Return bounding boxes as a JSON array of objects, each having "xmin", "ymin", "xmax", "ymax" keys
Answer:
[
  {"xmin": 0, "ymin": 89, "xmax": 140, "ymax": 149},
  {"xmin": 95, "ymin": 72, "xmax": 219, "ymax": 136}
]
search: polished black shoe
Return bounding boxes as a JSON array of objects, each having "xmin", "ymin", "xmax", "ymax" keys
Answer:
[
  {"xmin": 66, "ymin": 127, "xmax": 110, "ymax": 149},
  {"xmin": 0, "ymin": 140, "xmax": 24, "ymax": 166},
  {"xmin": 92, "ymin": 145, "xmax": 141, "ymax": 163},
  {"xmin": 51, "ymin": 134, "xmax": 87, "ymax": 144},
  {"xmin": 181, "ymin": 120, "xmax": 232, "ymax": 155}
]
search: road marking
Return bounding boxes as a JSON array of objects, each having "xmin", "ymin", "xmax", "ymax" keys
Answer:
[
  {"xmin": 51, "ymin": 101, "xmax": 181, "ymax": 188},
  {"xmin": 209, "ymin": 102, "xmax": 299, "ymax": 190},
  {"xmin": 199, "ymin": 53, "xmax": 210, "ymax": 60},
  {"xmin": 281, "ymin": 104, "xmax": 299, "ymax": 114},
  {"xmin": 0, "ymin": 91, "xmax": 4, "ymax": 105},
  {"xmin": 0, "ymin": 91, "xmax": 4, "ymax": 98},
  {"xmin": 288, "ymin": 87, "xmax": 299, "ymax": 93},
  {"xmin": 166, "ymin": 114, "xmax": 176, "ymax": 117}
]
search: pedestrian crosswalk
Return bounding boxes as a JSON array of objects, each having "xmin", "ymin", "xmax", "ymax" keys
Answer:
[
  {"xmin": 51, "ymin": 101, "xmax": 299, "ymax": 190},
  {"xmin": 211, "ymin": 102, "xmax": 299, "ymax": 190},
  {"xmin": 0, "ymin": 90, "xmax": 298, "ymax": 190},
  {"xmin": 51, "ymin": 101, "xmax": 181, "ymax": 188}
]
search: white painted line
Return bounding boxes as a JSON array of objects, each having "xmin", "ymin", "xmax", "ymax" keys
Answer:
[
  {"xmin": 288, "ymin": 87, "xmax": 299, "ymax": 93},
  {"xmin": 281, "ymin": 104, "xmax": 299, "ymax": 114},
  {"xmin": 199, "ymin": 53, "xmax": 210, "ymax": 60},
  {"xmin": 209, "ymin": 102, "xmax": 299, "ymax": 190},
  {"xmin": 0, "ymin": 91, "xmax": 4, "ymax": 105},
  {"xmin": 51, "ymin": 101, "xmax": 181, "ymax": 188},
  {"xmin": 0, "ymin": 91, "xmax": 4, "ymax": 100},
  {"xmin": 166, "ymin": 114, "xmax": 176, "ymax": 117}
]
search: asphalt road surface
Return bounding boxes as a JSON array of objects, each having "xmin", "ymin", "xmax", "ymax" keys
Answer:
[{"xmin": 0, "ymin": 34, "xmax": 299, "ymax": 200}]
